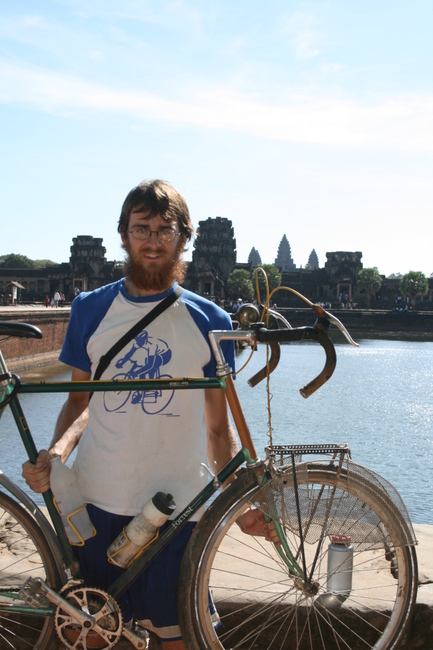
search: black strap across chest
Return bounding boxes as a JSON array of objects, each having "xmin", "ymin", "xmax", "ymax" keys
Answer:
[{"xmin": 92, "ymin": 285, "xmax": 184, "ymax": 385}]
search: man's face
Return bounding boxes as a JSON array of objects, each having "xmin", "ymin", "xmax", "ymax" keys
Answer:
[{"xmin": 122, "ymin": 212, "xmax": 185, "ymax": 293}]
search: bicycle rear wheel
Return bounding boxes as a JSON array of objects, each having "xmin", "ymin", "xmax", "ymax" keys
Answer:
[
  {"xmin": 179, "ymin": 465, "xmax": 417, "ymax": 650},
  {"xmin": 0, "ymin": 491, "xmax": 62, "ymax": 650}
]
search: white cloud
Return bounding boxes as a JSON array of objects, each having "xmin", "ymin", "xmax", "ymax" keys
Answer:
[
  {"xmin": 282, "ymin": 11, "xmax": 321, "ymax": 59},
  {"xmin": 1, "ymin": 59, "xmax": 432, "ymax": 154}
]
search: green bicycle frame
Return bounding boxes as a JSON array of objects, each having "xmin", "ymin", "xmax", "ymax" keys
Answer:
[
  {"xmin": 7, "ymin": 376, "xmax": 226, "ymax": 571},
  {"xmin": 2, "ymin": 371, "xmax": 305, "ymax": 605}
]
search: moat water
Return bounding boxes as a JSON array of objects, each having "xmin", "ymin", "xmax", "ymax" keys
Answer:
[{"xmin": 1, "ymin": 338, "xmax": 432, "ymax": 524}]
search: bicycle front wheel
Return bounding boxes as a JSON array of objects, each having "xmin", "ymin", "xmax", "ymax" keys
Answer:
[
  {"xmin": 179, "ymin": 465, "xmax": 417, "ymax": 650},
  {"xmin": 103, "ymin": 372, "xmax": 131, "ymax": 412},
  {"xmin": 0, "ymin": 491, "xmax": 62, "ymax": 650}
]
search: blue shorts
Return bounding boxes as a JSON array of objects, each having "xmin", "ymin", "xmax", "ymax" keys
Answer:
[{"xmin": 74, "ymin": 504, "xmax": 195, "ymax": 642}]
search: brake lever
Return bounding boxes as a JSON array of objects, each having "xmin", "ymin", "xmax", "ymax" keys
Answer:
[{"xmin": 311, "ymin": 305, "xmax": 359, "ymax": 347}]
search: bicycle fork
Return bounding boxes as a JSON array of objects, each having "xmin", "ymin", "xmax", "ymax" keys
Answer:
[
  {"xmin": 260, "ymin": 447, "xmax": 351, "ymax": 594},
  {"xmin": 258, "ymin": 471, "xmax": 307, "ymax": 584}
]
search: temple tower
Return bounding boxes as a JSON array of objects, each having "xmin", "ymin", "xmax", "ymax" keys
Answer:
[
  {"xmin": 307, "ymin": 249, "xmax": 319, "ymax": 270},
  {"xmin": 186, "ymin": 217, "xmax": 236, "ymax": 300},
  {"xmin": 275, "ymin": 235, "xmax": 296, "ymax": 271},
  {"xmin": 248, "ymin": 247, "xmax": 262, "ymax": 267}
]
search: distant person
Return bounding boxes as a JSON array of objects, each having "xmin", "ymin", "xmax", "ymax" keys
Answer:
[
  {"xmin": 54, "ymin": 291, "xmax": 60, "ymax": 308},
  {"xmin": 44, "ymin": 295, "xmax": 49, "ymax": 308}
]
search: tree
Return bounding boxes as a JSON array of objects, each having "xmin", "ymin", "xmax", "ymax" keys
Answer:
[
  {"xmin": 33, "ymin": 259, "xmax": 59, "ymax": 268},
  {"xmin": 226, "ymin": 269, "xmax": 254, "ymax": 301},
  {"xmin": 254, "ymin": 264, "xmax": 282, "ymax": 302},
  {"xmin": 357, "ymin": 267, "xmax": 382, "ymax": 308},
  {"xmin": 0, "ymin": 253, "xmax": 34, "ymax": 268},
  {"xmin": 400, "ymin": 271, "xmax": 428, "ymax": 308}
]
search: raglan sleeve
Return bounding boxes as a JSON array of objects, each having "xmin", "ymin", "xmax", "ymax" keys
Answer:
[{"xmin": 59, "ymin": 295, "xmax": 92, "ymax": 373}]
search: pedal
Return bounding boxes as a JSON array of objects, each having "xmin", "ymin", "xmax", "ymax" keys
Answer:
[
  {"xmin": 20, "ymin": 577, "xmax": 95, "ymax": 629},
  {"xmin": 19, "ymin": 577, "xmax": 51, "ymax": 609}
]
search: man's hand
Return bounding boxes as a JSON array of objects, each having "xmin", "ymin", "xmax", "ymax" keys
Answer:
[
  {"xmin": 236, "ymin": 508, "xmax": 281, "ymax": 545},
  {"xmin": 22, "ymin": 449, "xmax": 53, "ymax": 493}
]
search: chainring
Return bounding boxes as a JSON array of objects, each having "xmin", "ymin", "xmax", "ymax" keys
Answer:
[{"xmin": 55, "ymin": 586, "xmax": 123, "ymax": 650}]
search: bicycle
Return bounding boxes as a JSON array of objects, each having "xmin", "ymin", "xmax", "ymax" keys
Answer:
[
  {"xmin": 103, "ymin": 369, "xmax": 174, "ymax": 414},
  {"xmin": 0, "ymin": 292, "xmax": 418, "ymax": 650}
]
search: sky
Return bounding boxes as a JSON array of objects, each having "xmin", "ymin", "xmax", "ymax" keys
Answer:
[{"xmin": 1, "ymin": 0, "xmax": 432, "ymax": 278}]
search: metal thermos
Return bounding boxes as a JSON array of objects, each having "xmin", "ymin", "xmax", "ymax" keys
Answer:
[{"xmin": 327, "ymin": 534, "xmax": 354, "ymax": 595}]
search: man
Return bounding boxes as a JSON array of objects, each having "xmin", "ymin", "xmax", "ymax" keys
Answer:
[{"xmin": 23, "ymin": 180, "xmax": 274, "ymax": 649}]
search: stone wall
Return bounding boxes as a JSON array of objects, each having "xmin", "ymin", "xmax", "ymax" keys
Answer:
[
  {"xmin": 0, "ymin": 310, "xmax": 70, "ymax": 371},
  {"xmin": 272, "ymin": 307, "xmax": 433, "ymax": 340},
  {"xmin": 3, "ymin": 305, "xmax": 433, "ymax": 374}
]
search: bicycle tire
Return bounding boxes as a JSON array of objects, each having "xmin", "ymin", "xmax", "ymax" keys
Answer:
[
  {"xmin": 178, "ymin": 464, "xmax": 417, "ymax": 650},
  {"xmin": 0, "ymin": 490, "xmax": 62, "ymax": 650}
]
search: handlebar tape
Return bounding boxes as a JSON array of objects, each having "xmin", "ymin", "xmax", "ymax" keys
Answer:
[{"xmin": 250, "ymin": 326, "xmax": 337, "ymax": 398}]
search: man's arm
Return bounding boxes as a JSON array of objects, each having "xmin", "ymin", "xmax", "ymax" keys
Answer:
[
  {"xmin": 205, "ymin": 387, "xmax": 280, "ymax": 544},
  {"xmin": 205, "ymin": 387, "xmax": 239, "ymax": 486},
  {"xmin": 22, "ymin": 367, "xmax": 91, "ymax": 493}
]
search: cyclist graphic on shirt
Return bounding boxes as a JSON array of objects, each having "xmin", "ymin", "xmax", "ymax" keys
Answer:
[{"xmin": 114, "ymin": 330, "xmax": 172, "ymax": 405}]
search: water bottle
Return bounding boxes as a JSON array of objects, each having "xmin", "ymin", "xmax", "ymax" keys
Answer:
[
  {"xmin": 107, "ymin": 492, "xmax": 176, "ymax": 568},
  {"xmin": 327, "ymin": 534, "xmax": 354, "ymax": 595},
  {"xmin": 50, "ymin": 456, "xmax": 95, "ymax": 545}
]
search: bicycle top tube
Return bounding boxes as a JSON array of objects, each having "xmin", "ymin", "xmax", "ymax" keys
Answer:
[{"xmin": 17, "ymin": 376, "xmax": 224, "ymax": 394}]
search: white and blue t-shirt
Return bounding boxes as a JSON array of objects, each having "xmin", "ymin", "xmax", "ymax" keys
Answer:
[{"xmin": 60, "ymin": 280, "xmax": 235, "ymax": 519}]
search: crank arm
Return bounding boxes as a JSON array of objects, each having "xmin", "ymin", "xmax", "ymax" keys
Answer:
[
  {"xmin": 122, "ymin": 626, "xmax": 149, "ymax": 649},
  {"xmin": 20, "ymin": 577, "xmax": 95, "ymax": 629}
]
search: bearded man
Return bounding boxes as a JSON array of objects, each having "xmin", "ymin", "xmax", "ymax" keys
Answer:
[
  {"xmin": 22, "ymin": 179, "xmax": 277, "ymax": 649},
  {"xmin": 22, "ymin": 180, "xmax": 244, "ymax": 649}
]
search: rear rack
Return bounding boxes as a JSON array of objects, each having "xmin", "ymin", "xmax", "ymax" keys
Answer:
[
  {"xmin": 265, "ymin": 444, "xmax": 351, "ymax": 470},
  {"xmin": 266, "ymin": 443, "xmax": 350, "ymax": 458}
]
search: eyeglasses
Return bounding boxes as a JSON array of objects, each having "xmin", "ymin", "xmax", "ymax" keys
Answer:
[{"xmin": 127, "ymin": 226, "xmax": 181, "ymax": 242}]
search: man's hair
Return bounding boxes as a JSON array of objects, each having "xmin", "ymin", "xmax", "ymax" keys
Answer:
[{"xmin": 118, "ymin": 179, "xmax": 194, "ymax": 244}]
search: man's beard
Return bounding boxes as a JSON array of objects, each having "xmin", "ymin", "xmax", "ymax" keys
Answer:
[{"xmin": 123, "ymin": 244, "xmax": 187, "ymax": 292}]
